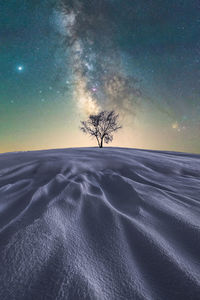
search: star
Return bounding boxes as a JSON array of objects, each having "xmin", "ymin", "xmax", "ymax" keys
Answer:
[
  {"xmin": 17, "ymin": 65, "xmax": 24, "ymax": 72},
  {"xmin": 172, "ymin": 122, "xmax": 179, "ymax": 130}
]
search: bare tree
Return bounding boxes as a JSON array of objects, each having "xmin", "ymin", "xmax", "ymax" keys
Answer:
[{"xmin": 80, "ymin": 110, "xmax": 122, "ymax": 148}]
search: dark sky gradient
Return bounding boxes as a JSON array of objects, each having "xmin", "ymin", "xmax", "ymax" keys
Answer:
[{"xmin": 1, "ymin": 0, "xmax": 200, "ymax": 153}]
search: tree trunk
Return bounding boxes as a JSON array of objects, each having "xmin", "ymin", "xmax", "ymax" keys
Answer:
[{"xmin": 100, "ymin": 139, "xmax": 103, "ymax": 148}]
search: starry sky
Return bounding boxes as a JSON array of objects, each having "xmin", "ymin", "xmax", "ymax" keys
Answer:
[{"xmin": 1, "ymin": 0, "xmax": 200, "ymax": 153}]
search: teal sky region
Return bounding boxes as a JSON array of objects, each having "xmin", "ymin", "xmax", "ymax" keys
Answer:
[{"xmin": 1, "ymin": 0, "xmax": 200, "ymax": 153}]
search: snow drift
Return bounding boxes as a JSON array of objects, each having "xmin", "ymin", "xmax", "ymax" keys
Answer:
[{"xmin": 0, "ymin": 147, "xmax": 200, "ymax": 300}]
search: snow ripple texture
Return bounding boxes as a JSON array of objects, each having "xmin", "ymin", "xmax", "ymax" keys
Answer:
[{"xmin": 0, "ymin": 147, "xmax": 200, "ymax": 300}]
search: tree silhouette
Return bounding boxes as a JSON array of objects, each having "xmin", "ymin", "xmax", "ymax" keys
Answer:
[{"xmin": 80, "ymin": 110, "xmax": 122, "ymax": 148}]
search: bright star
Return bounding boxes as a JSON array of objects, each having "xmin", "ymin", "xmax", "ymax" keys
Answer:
[{"xmin": 17, "ymin": 65, "xmax": 24, "ymax": 72}]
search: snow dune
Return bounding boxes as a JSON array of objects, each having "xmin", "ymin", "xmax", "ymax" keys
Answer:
[{"xmin": 0, "ymin": 147, "xmax": 200, "ymax": 300}]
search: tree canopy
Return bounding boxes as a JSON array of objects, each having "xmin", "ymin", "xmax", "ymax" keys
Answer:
[{"xmin": 80, "ymin": 110, "xmax": 122, "ymax": 148}]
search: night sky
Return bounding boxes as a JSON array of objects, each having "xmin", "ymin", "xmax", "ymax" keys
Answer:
[{"xmin": 1, "ymin": 0, "xmax": 200, "ymax": 153}]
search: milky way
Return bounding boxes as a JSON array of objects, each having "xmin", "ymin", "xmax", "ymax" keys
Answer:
[
  {"xmin": 53, "ymin": 0, "xmax": 200, "ymax": 129},
  {"xmin": 53, "ymin": 0, "xmax": 142, "ymax": 116}
]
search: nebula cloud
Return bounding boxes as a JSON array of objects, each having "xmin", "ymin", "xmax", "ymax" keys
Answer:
[{"xmin": 53, "ymin": 0, "xmax": 141, "ymax": 117}]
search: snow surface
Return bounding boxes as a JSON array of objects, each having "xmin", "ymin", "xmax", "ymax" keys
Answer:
[{"xmin": 0, "ymin": 147, "xmax": 200, "ymax": 300}]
